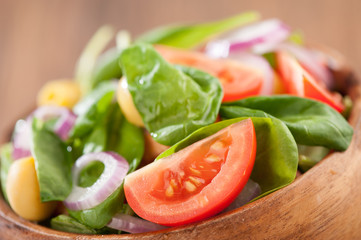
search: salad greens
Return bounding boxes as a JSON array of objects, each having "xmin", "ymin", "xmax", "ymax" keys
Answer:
[
  {"xmin": 136, "ymin": 11, "xmax": 260, "ymax": 49},
  {"xmin": 90, "ymin": 48, "xmax": 123, "ymax": 90},
  {"xmin": 31, "ymin": 119, "xmax": 73, "ymax": 202},
  {"xmin": 71, "ymin": 81, "xmax": 117, "ymax": 139},
  {"xmin": 220, "ymin": 95, "xmax": 353, "ymax": 151},
  {"xmin": 120, "ymin": 43, "xmax": 223, "ymax": 146}
]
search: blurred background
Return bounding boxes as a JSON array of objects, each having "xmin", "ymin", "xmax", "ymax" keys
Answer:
[{"xmin": 1, "ymin": 0, "xmax": 361, "ymax": 138}]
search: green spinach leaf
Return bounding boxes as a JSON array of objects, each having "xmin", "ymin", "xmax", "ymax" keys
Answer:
[
  {"xmin": 0, "ymin": 143, "xmax": 13, "ymax": 202},
  {"xmin": 31, "ymin": 119, "xmax": 72, "ymax": 202},
  {"xmin": 220, "ymin": 95, "xmax": 353, "ymax": 151},
  {"xmin": 157, "ymin": 117, "xmax": 298, "ymax": 195},
  {"xmin": 106, "ymin": 105, "xmax": 144, "ymax": 172},
  {"xmin": 136, "ymin": 11, "xmax": 259, "ymax": 49},
  {"xmin": 51, "ymin": 214, "xmax": 119, "ymax": 234},
  {"xmin": 120, "ymin": 43, "xmax": 222, "ymax": 146},
  {"xmin": 91, "ymin": 48, "xmax": 122, "ymax": 90},
  {"xmin": 51, "ymin": 215, "xmax": 97, "ymax": 234},
  {"xmin": 68, "ymin": 185, "xmax": 124, "ymax": 229},
  {"xmin": 71, "ymin": 81, "xmax": 117, "ymax": 139}
]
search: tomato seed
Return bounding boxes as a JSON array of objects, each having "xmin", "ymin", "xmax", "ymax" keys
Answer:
[
  {"xmin": 205, "ymin": 154, "xmax": 221, "ymax": 163},
  {"xmin": 184, "ymin": 181, "xmax": 197, "ymax": 192}
]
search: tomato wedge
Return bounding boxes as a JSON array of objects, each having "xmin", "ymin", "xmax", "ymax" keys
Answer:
[
  {"xmin": 276, "ymin": 51, "xmax": 344, "ymax": 112},
  {"xmin": 124, "ymin": 119, "xmax": 257, "ymax": 226},
  {"xmin": 155, "ymin": 45, "xmax": 264, "ymax": 102}
]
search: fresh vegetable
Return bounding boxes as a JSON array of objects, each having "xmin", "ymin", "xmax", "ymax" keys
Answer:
[
  {"xmin": 277, "ymin": 43, "xmax": 333, "ymax": 89},
  {"xmin": 31, "ymin": 119, "xmax": 73, "ymax": 201},
  {"xmin": 107, "ymin": 214, "xmax": 168, "ymax": 233},
  {"xmin": 6, "ymin": 156, "xmax": 58, "ymax": 221},
  {"xmin": 205, "ymin": 18, "xmax": 290, "ymax": 56},
  {"xmin": 12, "ymin": 119, "xmax": 32, "ymax": 160},
  {"xmin": 220, "ymin": 95, "xmax": 353, "ymax": 151},
  {"xmin": 64, "ymin": 152, "xmax": 129, "ymax": 211},
  {"xmin": 120, "ymin": 43, "xmax": 223, "ymax": 145},
  {"xmin": 124, "ymin": 119, "xmax": 257, "ymax": 226},
  {"xmin": 116, "ymin": 77, "xmax": 144, "ymax": 127},
  {"xmin": 276, "ymin": 51, "xmax": 344, "ymax": 112},
  {"xmin": 71, "ymin": 81, "xmax": 117, "ymax": 139},
  {"xmin": 155, "ymin": 44, "xmax": 264, "ymax": 102},
  {"xmin": 75, "ymin": 25, "xmax": 115, "ymax": 95},
  {"xmin": 137, "ymin": 11, "xmax": 260, "ymax": 49},
  {"xmin": 37, "ymin": 79, "xmax": 81, "ymax": 108}
]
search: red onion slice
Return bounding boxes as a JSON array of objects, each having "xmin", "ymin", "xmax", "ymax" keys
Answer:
[
  {"xmin": 206, "ymin": 19, "xmax": 291, "ymax": 58},
  {"xmin": 12, "ymin": 119, "xmax": 32, "ymax": 160},
  {"xmin": 32, "ymin": 106, "xmax": 77, "ymax": 140},
  {"xmin": 221, "ymin": 179, "xmax": 261, "ymax": 213},
  {"xmin": 64, "ymin": 152, "xmax": 129, "ymax": 211},
  {"xmin": 11, "ymin": 106, "xmax": 76, "ymax": 160},
  {"xmin": 107, "ymin": 213, "xmax": 168, "ymax": 234},
  {"xmin": 276, "ymin": 43, "xmax": 333, "ymax": 88},
  {"xmin": 228, "ymin": 52, "xmax": 274, "ymax": 95}
]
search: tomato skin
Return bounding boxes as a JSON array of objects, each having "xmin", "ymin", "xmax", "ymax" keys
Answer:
[
  {"xmin": 276, "ymin": 51, "xmax": 344, "ymax": 112},
  {"xmin": 155, "ymin": 45, "xmax": 263, "ymax": 102},
  {"xmin": 124, "ymin": 119, "xmax": 256, "ymax": 226}
]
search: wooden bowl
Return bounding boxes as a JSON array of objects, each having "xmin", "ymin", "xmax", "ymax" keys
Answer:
[{"xmin": 1, "ymin": 48, "xmax": 361, "ymax": 240}]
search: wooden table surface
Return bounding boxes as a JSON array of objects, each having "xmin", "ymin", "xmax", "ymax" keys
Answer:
[{"xmin": 1, "ymin": 0, "xmax": 361, "ymax": 138}]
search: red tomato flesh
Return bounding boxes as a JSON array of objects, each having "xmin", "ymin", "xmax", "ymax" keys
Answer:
[
  {"xmin": 276, "ymin": 51, "xmax": 344, "ymax": 112},
  {"xmin": 124, "ymin": 119, "xmax": 257, "ymax": 226},
  {"xmin": 155, "ymin": 45, "xmax": 264, "ymax": 102}
]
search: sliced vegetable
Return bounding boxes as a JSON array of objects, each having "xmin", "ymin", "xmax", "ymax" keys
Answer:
[
  {"xmin": 125, "ymin": 119, "xmax": 257, "ymax": 226},
  {"xmin": 32, "ymin": 106, "xmax": 76, "ymax": 140},
  {"xmin": 276, "ymin": 51, "xmax": 344, "ymax": 112},
  {"xmin": 156, "ymin": 44, "xmax": 264, "ymax": 102},
  {"xmin": 220, "ymin": 95, "xmax": 353, "ymax": 151},
  {"xmin": 137, "ymin": 11, "xmax": 260, "ymax": 49},
  {"xmin": 75, "ymin": 25, "xmax": 115, "ymax": 95},
  {"xmin": 64, "ymin": 152, "xmax": 129, "ymax": 211},
  {"xmin": 277, "ymin": 43, "xmax": 333, "ymax": 89},
  {"xmin": 12, "ymin": 119, "xmax": 32, "ymax": 160},
  {"xmin": 120, "ymin": 44, "xmax": 222, "ymax": 145},
  {"xmin": 107, "ymin": 214, "xmax": 168, "ymax": 233},
  {"xmin": 226, "ymin": 51, "xmax": 274, "ymax": 95},
  {"xmin": 205, "ymin": 18, "xmax": 290, "ymax": 57}
]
